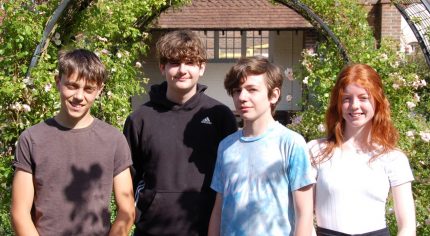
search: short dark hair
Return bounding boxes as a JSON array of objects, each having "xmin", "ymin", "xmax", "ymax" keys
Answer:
[
  {"xmin": 58, "ymin": 49, "xmax": 106, "ymax": 87},
  {"xmin": 156, "ymin": 30, "xmax": 207, "ymax": 66},
  {"xmin": 224, "ymin": 56, "xmax": 284, "ymax": 111}
]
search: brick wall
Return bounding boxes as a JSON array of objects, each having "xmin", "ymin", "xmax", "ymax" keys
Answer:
[
  {"xmin": 360, "ymin": 0, "xmax": 402, "ymax": 43},
  {"xmin": 380, "ymin": 1, "xmax": 401, "ymax": 40}
]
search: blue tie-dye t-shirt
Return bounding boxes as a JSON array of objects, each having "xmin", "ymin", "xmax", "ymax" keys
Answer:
[{"xmin": 211, "ymin": 121, "xmax": 315, "ymax": 236}]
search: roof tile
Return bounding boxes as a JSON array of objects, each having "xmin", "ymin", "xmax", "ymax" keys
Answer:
[{"xmin": 153, "ymin": 0, "xmax": 312, "ymax": 29}]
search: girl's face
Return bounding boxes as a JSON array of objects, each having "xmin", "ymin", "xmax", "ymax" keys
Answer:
[{"xmin": 341, "ymin": 83, "xmax": 375, "ymax": 132}]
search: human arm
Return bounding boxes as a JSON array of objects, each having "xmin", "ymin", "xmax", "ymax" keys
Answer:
[
  {"xmin": 208, "ymin": 193, "xmax": 223, "ymax": 236},
  {"xmin": 392, "ymin": 182, "xmax": 416, "ymax": 236},
  {"xmin": 109, "ymin": 168, "xmax": 135, "ymax": 236},
  {"xmin": 293, "ymin": 184, "xmax": 314, "ymax": 236},
  {"xmin": 11, "ymin": 169, "xmax": 39, "ymax": 236}
]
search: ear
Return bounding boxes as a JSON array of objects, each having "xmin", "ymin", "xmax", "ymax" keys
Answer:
[
  {"xmin": 96, "ymin": 83, "xmax": 105, "ymax": 98},
  {"xmin": 269, "ymin": 87, "xmax": 281, "ymax": 105},
  {"xmin": 159, "ymin": 64, "xmax": 165, "ymax": 75},
  {"xmin": 55, "ymin": 75, "xmax": 61, "ymax": 89},
  {"xmin": 199, "ymin": 62, "xmax": 206, "ymax": 76}
]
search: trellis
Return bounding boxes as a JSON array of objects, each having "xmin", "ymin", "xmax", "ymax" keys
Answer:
[
  {"xmin": 394, "ymin": 0, "xmax": 430, "ymax": 67},
  {"xmin": 275, "ymin": 0, "xmax": 351, "ymax": 63}
]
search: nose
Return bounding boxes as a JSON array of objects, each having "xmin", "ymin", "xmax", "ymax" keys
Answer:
[
  {"xmin": 178, "ymin": 63, "xmax": 187, "ymax": 73},
  {"xmin": 350, "ymin": 98, "xmax": 359, "ymax": 109},
  {"xmin": 238, "ymin": 89, "xmax": 248, "ymax": 102},
  {"xmin": 73, "ymin": 88, "xmax": 84, "ymax": 100}
]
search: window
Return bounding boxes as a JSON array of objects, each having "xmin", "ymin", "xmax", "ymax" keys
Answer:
[
  {"xmin": 246, "ymin": 31, "xmax": 269, "ymax": 57},
  {"xmin": 197, "ymin": 30, "xmax": 270, "ymax": 61}
]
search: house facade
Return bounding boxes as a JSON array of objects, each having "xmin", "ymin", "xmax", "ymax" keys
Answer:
[
  {"xmin": 138, "ymin": 0, "xmax": 318, "ymax": 123},
  {"xmin": 137, "ymin": 0, "xmax": 409, "ymax": 123}
]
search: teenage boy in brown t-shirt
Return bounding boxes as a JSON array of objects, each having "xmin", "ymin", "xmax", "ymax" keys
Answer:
[{"xmin": 11, "ymin": 49, "xmax": 135, "ymax": 235}]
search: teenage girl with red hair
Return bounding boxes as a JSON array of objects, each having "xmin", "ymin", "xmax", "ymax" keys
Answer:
[{"xmin": 308, "ymin": 64, "xmax": 416, "ymax": 236}]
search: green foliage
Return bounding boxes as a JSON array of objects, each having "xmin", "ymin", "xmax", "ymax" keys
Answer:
[
  {"xmin": 0, "ymin": 0, "xmax": 187, "ymax": 234},
  {"xmin": 287, "ymin": 0, "xmax": 430, "ymax": 233}
]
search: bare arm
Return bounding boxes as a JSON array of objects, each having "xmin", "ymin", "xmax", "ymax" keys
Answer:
[
  {"xmin": 293, "ymin": 184, "xmax": 314, "ymax": 236},
  {"xmin": 392, "ymin": 182, "xmax": 416, "ymax": 236},
  {"xmin": 11, "ymin": 169, "xmax": 39, "ymax": 236},
  {"xmin": 109, "ymin": 168, "xmax": 135, "ymax": 236},
  {"xmin": 208, "ymin": 193, "xmax": 223, "ymax": 236}
]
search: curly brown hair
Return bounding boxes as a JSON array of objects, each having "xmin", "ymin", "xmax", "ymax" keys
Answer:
[{"xmin": 156, "ymin": 30, "xmax": 207, "ymax": 66}]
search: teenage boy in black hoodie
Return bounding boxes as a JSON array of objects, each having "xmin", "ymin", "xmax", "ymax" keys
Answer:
[{"xmin": 123, "ymin": 30, "xmax": 238, "ymax": 236}]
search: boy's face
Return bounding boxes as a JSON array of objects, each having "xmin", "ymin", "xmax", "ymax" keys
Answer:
[
  {"xmin": 55, "ymin": 73, "xmax": 103, "ymax": 127},
  {"xmin": 232, "ymin": 74, "xmax": 280, "ymax": 123},
  {"xmin": 160, "ymin": 60, "xmax": 205, "ymax": 96}
]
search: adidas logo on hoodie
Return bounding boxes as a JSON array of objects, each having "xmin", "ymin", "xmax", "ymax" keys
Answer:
[{"xmin": 201, "ymin": 117, "xmax": 212, "ymax": 125}]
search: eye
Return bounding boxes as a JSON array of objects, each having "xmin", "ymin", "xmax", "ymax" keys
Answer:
[
  {"xmin": 342, "ymin": 97, "xmax": 350, "ymax": 103},
  {"xmin": 168, "ymin": 60, "xmax": 180, "ymax": 66},
  {"xmin": 66, "ymin": 84, "xmax": 77, "ymax": 90},
  {"xmin": 232, "ymin": 88, "xmax": 241, "ymax": 95},
  {"xmin": 85, "ymin": 87, "xmax": 97, "ymax": 93},
  {"xmin": 185, "ymin": 60, "xmax": 195, "ymax": 66}
]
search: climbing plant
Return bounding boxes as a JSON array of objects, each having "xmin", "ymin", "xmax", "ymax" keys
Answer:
[
  {"xmin": 286, "ymin": 0, "xmax": 430, "ymax": 234},
  {"xmin": 0, "ymin": 0, "xmax": 188, "ymax": 234}
]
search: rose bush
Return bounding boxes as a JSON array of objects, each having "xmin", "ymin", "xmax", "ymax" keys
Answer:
[{"xmin": 288, "ymin": 0, "xmax": 430, "ymax": 234}]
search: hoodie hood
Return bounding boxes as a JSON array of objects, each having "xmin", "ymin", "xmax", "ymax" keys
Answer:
[{"xmin": 149, "ymin": 81, "xmax": 208, "ymax": 111}]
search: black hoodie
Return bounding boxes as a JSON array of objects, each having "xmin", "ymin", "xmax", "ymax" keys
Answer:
[{"xmin": 124, "ymin": 82, "xmax": 237, "ymax": 236}]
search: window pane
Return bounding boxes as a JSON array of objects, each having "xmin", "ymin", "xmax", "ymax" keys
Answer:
[
  {"xmin": 246, "ymin": 30, "xmax": 269, "ymax": 57},
  {"xmin": 219, "ymin": 30, "xmax": 241, "ymax": 59},
  {"xmin": 196, "ymin": 30, "xmax": 215, "ymax": 59}
]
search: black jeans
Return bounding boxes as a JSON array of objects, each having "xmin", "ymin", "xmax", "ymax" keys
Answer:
[{"xmin": 316, "ymin": 227, "xmax": 390, "ymax": 236}]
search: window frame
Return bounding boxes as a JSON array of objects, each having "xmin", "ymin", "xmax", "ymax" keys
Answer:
[{"xmin": 197, "ymin": 30, "xmax": 270, "ymax": 62}]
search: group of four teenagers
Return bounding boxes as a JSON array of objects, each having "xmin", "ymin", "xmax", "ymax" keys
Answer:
[{"xmin": 11, "ymin": 29, "xmax": 415, "ymax": 236}]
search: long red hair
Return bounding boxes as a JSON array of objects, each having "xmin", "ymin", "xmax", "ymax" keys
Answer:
[{"xmin": 318, "ymin": 64, "xmax": 398, "ymax": 163}]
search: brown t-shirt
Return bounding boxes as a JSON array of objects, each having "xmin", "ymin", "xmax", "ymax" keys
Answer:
[{"xmin": 13, "ymin": 118, "xmax": 132, "ymax": 235}]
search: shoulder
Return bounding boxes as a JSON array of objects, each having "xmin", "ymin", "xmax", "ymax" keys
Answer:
[
  {"xmin": 19, "ymin": 118, "xmax": 55, "ymax": 140},
  {"xmin": 307, "ymin": 138, "xmax": 326, "ymax": 149},
  {"xmin": 219, "ymin": 130, "xmax": 241, "ymax": 147},
  {"xmin": 307, "ymin": 138, "xmax": 327, "ymax": 156},
  {"xmin": 93, "ymin": 119, "xmax": 124, "ymax": 137},
  {"xmin": 200, "ymin": 93, "xmax": 229, "ymax": 109},
  {"xmin": 199, "ymin": 95, "xmax": 236, "ymax": 124},
  {"xmin": 274, "ymin": 123, "xmax": 307, "ymax": 144},
  {"xmin": 378, "ymin": 149, "xmax": 409, "ymax": 163},
  {"xmin": 378, "ymin": 149, "xmax": 413, "ymax": 186},
  {"xmin": 127, "ymin": 103, "xmax": 153, "ymax": 119}
]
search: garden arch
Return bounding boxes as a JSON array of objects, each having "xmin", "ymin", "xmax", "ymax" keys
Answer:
[
  {"xmin": 26, "ymin": 0, "xmax": 430, "ymax": 77},
  {"xmin": 394, "ymin": 0, "xmax": 430, "ymax": 67}
]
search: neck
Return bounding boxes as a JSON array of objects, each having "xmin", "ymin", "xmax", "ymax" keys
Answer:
[
  {"xmin": 166, "ymin": 86, "xmax": 197, "ymax": 104},
  {"xmin": 342, "ymin": 124, "xmax": 372, "ymax": 152},
  {"xmin": 54, "ymin": 112, "xmax": 94, "ymax": 129},
  {"xmin": 242, "ymin": 114, "xmax": 275, "ymax": 137}
]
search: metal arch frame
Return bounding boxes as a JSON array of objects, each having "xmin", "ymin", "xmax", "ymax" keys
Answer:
[
  {"xmin": 274, "ymin": 0, "xmax": 351, "ymax": 64},
  {"xmin": 394, "ymin": 0, "xmax": 430, "ymax": 67},
  {"xmin": 26, "ymin": 0, "xmax": 72, "ymax": 79}
]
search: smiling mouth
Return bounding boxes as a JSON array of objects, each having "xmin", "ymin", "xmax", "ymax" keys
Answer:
[
  {"xmin": 175, "ymin": 77, "xmax": 188, "ymax": 81},
  {"xmin": 349, "ymin": 113, "xmax": 363, "ymax": 118},
  {"xmin": 70, "ymin": 102, "xmax": 84, "ymax": 109}
]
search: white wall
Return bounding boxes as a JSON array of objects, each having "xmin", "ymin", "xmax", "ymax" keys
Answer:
[{"xmin": 136, "ymin": 30, "xmax": 305, "ymax": 112}]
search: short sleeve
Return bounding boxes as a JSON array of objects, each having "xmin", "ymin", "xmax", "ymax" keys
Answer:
[
  {"xmin": 13, "ymin": 130, "xmax": 34, "ymax": 174},
  {"xmin": 384, "ymin": 150, "xmax": 414, "ymax": 187},
  {"xmin": 113, "ymin": 133, "xmax": 133, "ymax": 177},
  {"xmin": 210, "ymin": 145, "xmax": 225, "ymax": 193},
  {"xmin": 288, "ymin": 135, "xmax": 316, "ymax": 191}
]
